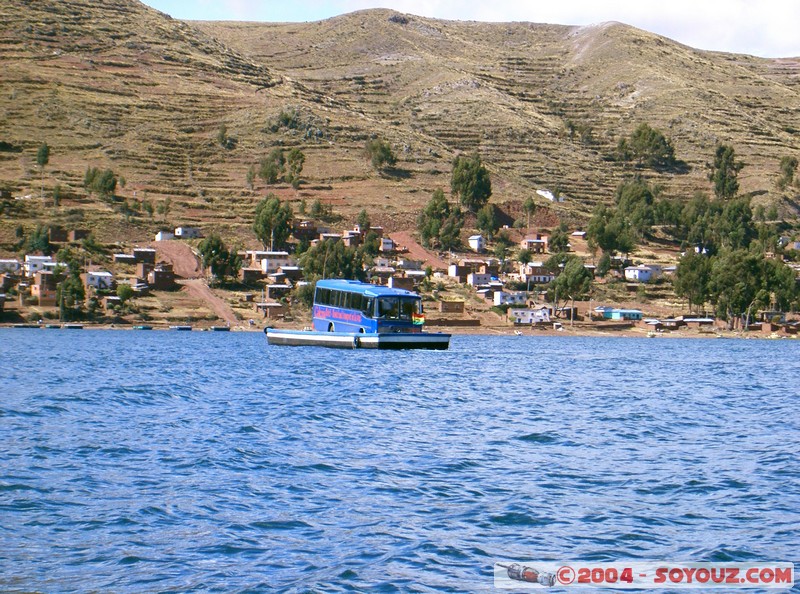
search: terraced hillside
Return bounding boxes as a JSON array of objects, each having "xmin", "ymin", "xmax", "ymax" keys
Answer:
[
  {"xmin": 199, "ymin": 11, "xmax": 800, "ymax": 214},
  {"xmin": 1, "ymin": 2, "xmax": 799, "ymax": 248}
]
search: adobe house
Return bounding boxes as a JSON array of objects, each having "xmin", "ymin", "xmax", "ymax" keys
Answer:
[
  {"xmin": 68, "ymin": 229, "xmax": 89, "ymax": 242},
  {"xmin": 147, "ymin": 264, "xmax": 176, "ymax": 290},
  {"xmin": 133, "ymin": 248, "xmax": 157, "ymax": 265},
  {"xmin": 439, "ymin": 300, "xmax": 465, "ymax": 314}
]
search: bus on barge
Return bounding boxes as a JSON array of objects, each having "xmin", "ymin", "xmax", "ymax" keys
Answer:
[{"xmin": 266, "ymin": 279, "xmax": 451, "ymax": 350}]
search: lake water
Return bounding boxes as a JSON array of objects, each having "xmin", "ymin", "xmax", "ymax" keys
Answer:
[{"xmin": 1, "ymin": 330, "xmax": 798, "ymax": 592}]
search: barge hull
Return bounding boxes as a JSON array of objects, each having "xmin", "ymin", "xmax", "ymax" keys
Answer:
[{"xmin": 266, "ymin": 329, "xmax": 450, "ymax": 350}]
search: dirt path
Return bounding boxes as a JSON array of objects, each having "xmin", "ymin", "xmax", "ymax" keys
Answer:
[
  {"xmin": 179, "ymin": 278, "xmax": 239, "ymax": 326},
  {"xmin": 389, "ymin": 230, "xmax": 450, "ymax": 270},
  {"xmin": 148, "ymin": 241, "xmax": 203, "ymax": 279}
]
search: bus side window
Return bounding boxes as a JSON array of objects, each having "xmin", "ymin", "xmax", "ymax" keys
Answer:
[{"xmin": 363, "ymin": 297, "xmax": 374, "ymax": 318}]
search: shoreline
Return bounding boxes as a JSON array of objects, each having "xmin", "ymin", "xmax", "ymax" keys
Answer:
[{"xmin": 2, "ymin": 321, "xmax": 796, "ymax": 340}]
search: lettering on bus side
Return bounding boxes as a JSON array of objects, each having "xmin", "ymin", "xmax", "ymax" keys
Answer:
[{"xmin": 314, "ymin": 305, "xmax": 363, "ymax": 324}]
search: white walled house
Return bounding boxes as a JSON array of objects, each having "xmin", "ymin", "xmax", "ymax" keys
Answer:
[
  {"xmin": 467, "ymin": 272, "xmax": 492, "ymax": 287},
  {"xmin": 155, "ymin": 230, "xmax": 174, "ymax": 241},
  {"xmin": 83, "ymin": 271, "xmax": 115, "ymax": 290},
  {"xmin": 624, "ymin": 264, "xmax": 663, "ymax": 283},
  {"xmin": 494, "ymin": 291, "xmax": 528, "ymax": 307},
  {"xmin": 510, "ymin": 308, "xmax": 551, "ymax": 325},
  {"xmin": 0, "ymin": 259, "xmax": 21, "ymax": 274},
  {"xmin": 24, "ymin": 255, "xmax": 54, "ymax": 277},
  {"xmin": 468, "ymin": 235, "xmax": 485, "ymax": 253},
  {"xmin": 260, "ymin": 252, "xmax": 293, "ymax": 274},
  {"xmin": 174, "ymin": 226, "xmax": 202, "ymax": 239}
]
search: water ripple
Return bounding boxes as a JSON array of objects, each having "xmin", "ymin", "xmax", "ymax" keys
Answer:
[{"xmin": 1, "ymin": 331, "xmax": 798, "ymax": 591}]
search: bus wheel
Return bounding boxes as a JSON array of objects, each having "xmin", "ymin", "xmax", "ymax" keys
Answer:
[{"xmin": 328, "ymin": 323, "xmax": 335, "ymax": 332}]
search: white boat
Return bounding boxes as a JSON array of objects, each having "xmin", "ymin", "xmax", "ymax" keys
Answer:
[{"xmin": 265, "ymin": 328, "xmax": 451, "ymax": 350}]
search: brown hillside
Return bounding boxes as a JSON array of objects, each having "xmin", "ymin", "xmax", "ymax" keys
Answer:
[{"xmin": 1, "ymin": 2, "xmax": 799, "ymax": 248}]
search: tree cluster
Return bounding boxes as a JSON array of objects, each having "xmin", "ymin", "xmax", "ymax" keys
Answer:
[
  {"xmin": 257, "ymin": 148, "xmax": 305, "ymax": 188},
  {"xmin": 365, "ymin": 138, "xmax": 397, "ymax": 171},
  {"xmin": 417, "ymin": 188, "xmax": 463, "ymax": 251},
  {"xmin": 84, "ymin": 167, "xmax": 117, "ymax": 198},
  {"xmin": 253, "ymin": 194, "xmax": 293, "ymax": 250},
  {"xmin": 616, "ymin": 123, "xmax": 677, "ymax": 169},
  {"xmin": 676, "ymin": 247, "xmax": 798, "ymax": 325},
  {"xmin": 451, "ymin": 153, "xmax": 491, "ymax": 212},
  {"xmin": 298, "ymin": 239, "xmax": 368, "ymax": 283},
  {"xmin": 198, "ymin": 233, "xmax": 241, "ymax": 284}
]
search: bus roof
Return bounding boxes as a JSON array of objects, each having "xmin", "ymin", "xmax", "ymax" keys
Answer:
[{"xmin": 316, "ymin": 278, "xmax": 419, "ymax": 298}]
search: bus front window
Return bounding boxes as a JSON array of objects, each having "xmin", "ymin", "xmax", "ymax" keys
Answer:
[
  {"xmin": 377, "ymin": 297, "xmax": 399, "ymax": 319},
  {"xmin": 399, "ymin": 299, "xmax": 416, "ymax": 321}
]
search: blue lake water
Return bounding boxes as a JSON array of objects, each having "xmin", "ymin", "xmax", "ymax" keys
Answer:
[{"xmin": 1, "ymin": 329, "xmax": 798, "ymax": 592}]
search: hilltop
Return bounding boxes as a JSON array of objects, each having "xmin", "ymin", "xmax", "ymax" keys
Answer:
[{"xmin": 0, "ymin": 1, "xmax": 799, "ymax": 250}]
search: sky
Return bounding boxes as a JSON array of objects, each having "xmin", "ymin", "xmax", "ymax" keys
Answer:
[{"xmin": 140, "ymin": 0, "xmax": 800, "ymax": 58}]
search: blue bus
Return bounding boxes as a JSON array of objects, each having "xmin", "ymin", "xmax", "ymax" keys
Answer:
[{"xmin": 312, "ymin": 279, "xmax": 425, "ymax": 334}]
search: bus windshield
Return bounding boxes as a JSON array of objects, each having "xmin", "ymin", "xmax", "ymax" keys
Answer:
[{"xmin": 376, "ymin": 297, "xmax": 421, "ymax": 321}]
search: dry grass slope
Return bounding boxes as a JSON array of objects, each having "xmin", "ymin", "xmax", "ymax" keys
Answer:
[{"xmin": 1, "ymin": 2, "xmax": 799, "ymax": 248}]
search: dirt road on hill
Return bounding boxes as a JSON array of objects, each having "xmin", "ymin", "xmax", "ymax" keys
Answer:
[
  {"xmin": 179, "ymin": 278, "xmax": 239, "ymax": 326},
  {"xmin": 389, "ymin": 231, "xmax": 450, "ymax": 270},
  {"xmin": 150, "ymin": 241, "xmax": 238, "ymax": 325},
  {"xmin": 149, "ymin": 241, "xmax": 203, "ymax": 279}
]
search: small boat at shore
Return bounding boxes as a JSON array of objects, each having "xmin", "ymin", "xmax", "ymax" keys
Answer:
[
  {"xmin": 132, "ymin": 325, "xmax": 153, "ymax": 330},
  {"xmin": 266, "ymin": 279, "xmax": 450, "ymax": 350},
  {"xmin": 169, "ymin": 325, "xmax": 193, "ymax": 331}
]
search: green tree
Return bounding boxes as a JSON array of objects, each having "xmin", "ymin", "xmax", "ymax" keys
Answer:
[
  {"xmin": 157, "ymin": 197, "xmax": 171, "ymax": 222},
  {"xmin": 778, "ymin": 155, "xmax": 798, "ymax": 190},
  {"xmin": 493, "ymin": 231, "xmax": 513, "ymax": 264},
  {"xmin": 596, "ymin": 252, "xmax": 611, "ymax": 277},
  {"xmin": 217, "ymin": 124, "xmax": 229, "ymax": 148},
  {"xmin": 549, "ymin": 255, "xmax": 592, "ymax": 325},
  {"xmin": 25, "ymin": 224, "xmax": 52, "ymax": 255},
  {"xmin": 116, "ymin": 283, "xmax": 135, "ymax": 304},
  {"xmin": 523, "ymin": 196, "xmax": 536, "ymax": 230},
  {"xmin": 417, "ymin": 188, "xmax": 463, "ymax": 250},
  {"xmin": 259, "ymin": 148, "xmax": 285, "ymax": 185},
  {"xmin": 362, "ymin": 231, "xmax": 380, "ymax": 256},
  {"xmin": 299, "ymin": 239, "xmax": 366, "ymax": 281},
  {"xmin": 357, "ymin": 208, "xmax": 371, "ymax": 231},
  {"xmin": 365, "ymin": 138, "xmax": 397, "ymax": 171},
  {"xmin": 674, "ymin": 250, "xmax": 711, "ymax": 313},
  {"xmin": 84, "ymin": 167, "xmax": 117, "ymax": 198},
  {"xmin": 285, "ymin": 148, "xmax": 305, "ymax": 188},
  {"xmin": 615, "ymin": 177, "xmax": 655, "ymax": 239},
  {"xmin": 198, "ymin": 233, "xmax": 241, "ymax": 284},
  {"xmin": 708, "ymin": 249, "xmax": 764, "ymax": 328},
  {"xmin": 246, "ymin": 165, "xmax": 256, "ymax": 190},
  {"xmin": 517, "ymin": 248, "xmax": 532, "ymax": 268},
  {"xmin": 476, "ymin": 203, "xmax": 499, "ymax": 241},
  {"xmin": 310, "ymin": 199, "xmax": 323, "ymax": 219},
  {"xmin": 548, "ymin": 222, "xmax": 570, "ymax": 253},
  {"xmin": 57, "ymin": 275, "xmax": 85, "ymax": 321},
  {"xmin": 451, "ymin": 153, "xmax": 491, "ymax": 212},
  {"xmin": 713, "ymin": 197, "xmax": 756, "ymax": 250},
  {"xmin": 710, "ymin": 144, "xmax": 743, "ymax": 200},
  {"xmin": 253, "ymin": 194, "xmax": 293, "ymax": 250},
  {"xmin": 37, "ymin": 142, "xmax": 50, "ymax": 202},
  {"xmin": 620, "ymin": 123, "xmax": 676, "ymax": 169},
  {"xmin": 587, "ymin": 205, "xmax": 635, "ymax": 256}
]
